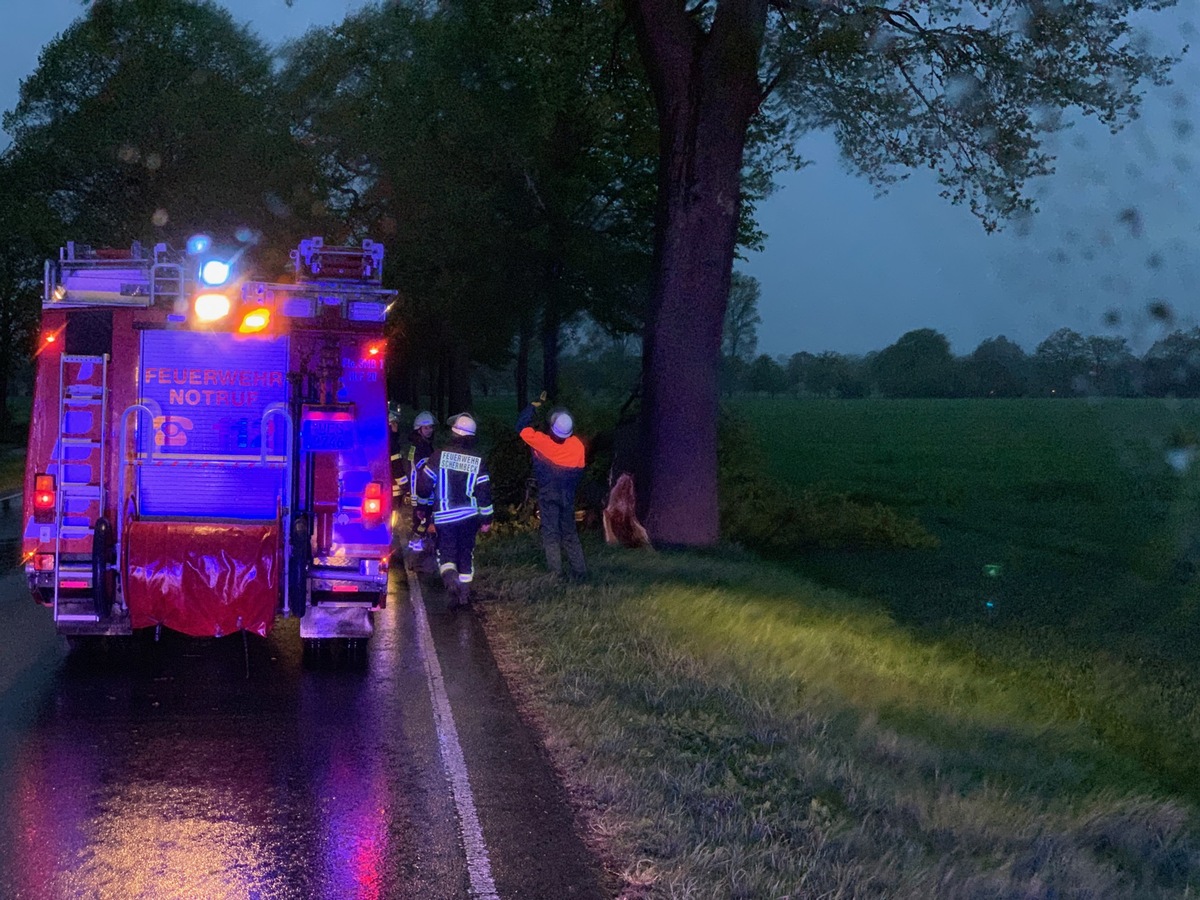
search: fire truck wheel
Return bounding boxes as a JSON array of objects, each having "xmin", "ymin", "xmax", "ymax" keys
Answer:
[{"xmin": 92, "ymin": 517, "xmax": 114, "ymax": 619}]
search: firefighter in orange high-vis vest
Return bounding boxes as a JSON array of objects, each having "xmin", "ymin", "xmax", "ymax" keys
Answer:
[{"xmin": 517, "ymin": 393, "xmax": 588, "ymax": 581}]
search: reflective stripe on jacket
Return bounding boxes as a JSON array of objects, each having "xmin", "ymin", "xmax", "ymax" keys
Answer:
[{"xmin": 416, "ymin": 441, "xmax": 494, "ymax": 525}]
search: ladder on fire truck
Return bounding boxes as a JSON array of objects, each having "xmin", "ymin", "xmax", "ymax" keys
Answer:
[{"xmin": 53, "ymin": 353, "xmax": 109, "ymax": 622}]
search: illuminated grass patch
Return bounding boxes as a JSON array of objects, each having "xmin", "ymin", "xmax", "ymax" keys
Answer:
[{"xmin": 479, "ymin": 538, "xmax": 1200, "ymax": 898}]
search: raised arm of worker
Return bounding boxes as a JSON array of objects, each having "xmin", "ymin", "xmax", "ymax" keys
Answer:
[{"xmin": 515, "ymin": 390, "xmax": 545, "ymax": 435}]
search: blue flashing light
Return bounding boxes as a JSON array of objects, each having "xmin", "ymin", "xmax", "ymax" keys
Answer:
[
  {"xmin": 199, "ymin": 259, "xmax": 232, "ymax": 286},
  {"xmin": 187, "ymin": 234, "xmax": 212, "ymax": 255}
]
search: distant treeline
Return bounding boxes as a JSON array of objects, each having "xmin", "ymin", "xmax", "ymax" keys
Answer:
[{"xmin": 537, "ymin": 326, "xmax": 1200, "ymax": 400}]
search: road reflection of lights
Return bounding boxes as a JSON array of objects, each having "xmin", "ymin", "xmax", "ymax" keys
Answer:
[
  {"xmin": 13, "ymin": 732, "xmax": 296, "ymax": 898},
  {"xmin": 13, "ymin": 742, "xmax": 71, "ymax": 898},
  {"xmin": 1, "ymin": 568, "xmax": 409, "ymax": 899},
  {"xmin": 306, "ymin": 575, "xmax": 405, "ymax": 899},
  {"xmin": 318, "ymin": 753, "xmax": 387, "ymax": 900}
]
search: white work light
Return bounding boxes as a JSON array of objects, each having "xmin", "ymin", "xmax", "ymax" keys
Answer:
[
  {"xmin": 194, "ymin": 292, "xmax": 231, "ymax": 322},
  {"xmin": 199, "ymin": 259, "xmax": 232, "ymax": 286}
]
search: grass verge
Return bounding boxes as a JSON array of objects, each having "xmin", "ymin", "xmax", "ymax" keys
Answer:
[{"xmin": 476, "ymin": 535, "xmax": 1200, "ymax": 899}]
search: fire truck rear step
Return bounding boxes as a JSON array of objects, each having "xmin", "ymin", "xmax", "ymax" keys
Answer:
[{"xmin": 300, "ymin": 605, "xmax": 373, "ymax": 640}]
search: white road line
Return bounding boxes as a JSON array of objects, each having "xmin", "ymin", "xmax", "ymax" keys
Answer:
[{"xmin": 407, "ymin": 566, "xmax": 500, "ymax": 900}]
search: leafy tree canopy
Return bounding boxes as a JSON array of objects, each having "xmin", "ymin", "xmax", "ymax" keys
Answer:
[
  {"xmin": 763, "ymin": 0, "xmax": 1179, "ymax": 228},
  {"xmin": 280, "ymin": 0, "xmax": 658, "ymax": 381},
  {"xmin": 5, "ymin": 0, "xmax": 323, "ymax": 266}
]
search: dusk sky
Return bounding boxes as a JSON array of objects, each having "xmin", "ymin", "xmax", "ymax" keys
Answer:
[{"xmin": 3, "ymin": 1, "xmax": 1197, "ymax": 358}]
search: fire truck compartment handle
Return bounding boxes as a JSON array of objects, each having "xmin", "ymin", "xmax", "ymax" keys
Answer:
[
  {"xmin": 116, "ymin": 403, "xmax": 157, "ymax": 593},
  {"xmin": 261, "ymin": 403, "xmax": 294, "ymax": 616}
]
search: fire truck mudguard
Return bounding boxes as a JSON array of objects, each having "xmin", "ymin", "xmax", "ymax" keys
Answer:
[{"xmin": 124, "ymin": 521, "xmax": 280, "ymax": 637}]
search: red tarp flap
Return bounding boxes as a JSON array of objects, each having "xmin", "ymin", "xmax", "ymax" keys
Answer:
[{"xmin": 125, "ymin": 521, "xmax": 280, "ymax": 637}]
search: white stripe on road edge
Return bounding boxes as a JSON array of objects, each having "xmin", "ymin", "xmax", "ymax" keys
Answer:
[{"xmin": 407, "ymin": 567, "xmax": 500, "ymax": 900}]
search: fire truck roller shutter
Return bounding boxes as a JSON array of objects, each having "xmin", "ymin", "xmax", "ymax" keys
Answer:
[{"xmin": 136, "ymin": 331, "xmax": 289, "ymax": 519}]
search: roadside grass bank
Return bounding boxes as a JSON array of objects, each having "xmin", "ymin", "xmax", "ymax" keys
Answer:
[{"xmin": 476, "ymin": 536, "xmax": 1200, "ymax": 898}]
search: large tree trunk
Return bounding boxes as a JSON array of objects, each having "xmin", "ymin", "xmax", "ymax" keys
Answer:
[{"xmin": 625, "ymin": 0, "xmax": 767, "ymax": 546}]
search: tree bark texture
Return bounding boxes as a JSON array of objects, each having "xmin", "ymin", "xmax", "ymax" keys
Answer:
[{"xmin": 625, "ymin": 0, "xmax": 766, "ymax": 546}]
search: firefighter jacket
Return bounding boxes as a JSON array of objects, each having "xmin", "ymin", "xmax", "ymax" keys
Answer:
[
  {"xmin": 516, "ymin": 405, "xmax": 585, "ymax": 494},
  {"xmin": 389, "ymin": 428, "xmax": 408, "ymax": 491},
  {"xmin": 406, "ymin": 428, "xmax": 435, "ymax": 507},
  {"xmin": 416, "ymin": 436, "xmax": 494, "ymax": 525},
  {"xmin": 407, "ymin": 429, "xmax": 434, "ymax": 468}
]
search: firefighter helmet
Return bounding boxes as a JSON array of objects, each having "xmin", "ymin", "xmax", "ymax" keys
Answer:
[
  {"xmin": 448, "ymin": 413, "xmax": 477, "ymax": 437},
  {"xmin": 413, "ymin": 411, "xmax": 435, "ymax": 429},
  {"xmin": 551, "ymin": 411, "xmax": 573, "ymax": 439}
]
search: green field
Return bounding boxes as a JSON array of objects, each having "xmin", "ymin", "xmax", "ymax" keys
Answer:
[
  {"xmin": 737, "ymin": 398, "xmax": 1200, "ymax": 659},
  {"xmin": 480, "ymin": 398, "xmax": 1200, "ymax": 897}
]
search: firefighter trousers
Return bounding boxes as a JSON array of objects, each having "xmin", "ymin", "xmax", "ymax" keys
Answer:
[
  {"xmin": 537, "ymin": 486, "xmax": 587, "ymax": 578},
  {"xmin": 436, "ymin": 518, "xmax": 481, "ymax": 583}
]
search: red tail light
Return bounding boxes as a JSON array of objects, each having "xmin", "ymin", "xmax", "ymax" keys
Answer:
[
  {"xmin": 33, "ymin": 474, "xmax": 56, "ymax": 520},
  {"xmin": 362, "ymin": 482, "xmax": 383, "ymax": 518}
]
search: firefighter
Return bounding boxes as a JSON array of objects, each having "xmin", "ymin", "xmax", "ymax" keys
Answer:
[
  {"xmin": 405, "ymin": 411, "xmax": 437, "ymax": 552},
  {"xmin": 416, "ymin": 412, "xmax": 493, "ymax": 608},
  {"xmin": 517, "ymin": 393, "xmax": 588, "ymax": 581}
]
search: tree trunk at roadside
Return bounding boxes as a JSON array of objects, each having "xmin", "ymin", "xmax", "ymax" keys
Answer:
[{"xmin": 625, "ymin": 0, "xmax": 767, "ymax": 546}]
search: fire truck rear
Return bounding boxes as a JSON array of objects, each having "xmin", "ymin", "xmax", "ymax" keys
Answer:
[{"xmin": 23, "ymin": 236, "xmax": 396, "ymax": 647}]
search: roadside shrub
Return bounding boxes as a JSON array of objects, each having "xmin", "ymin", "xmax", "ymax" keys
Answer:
[
  {"xmin": 480, "ymin": 420, "xmax": 534, "ymax": 514},
  {"xmin": 718, "ymin": 410, "xmax": 938, "ymax": 552}
]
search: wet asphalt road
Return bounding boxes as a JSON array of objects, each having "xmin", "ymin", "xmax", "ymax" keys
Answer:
[{"xmin": 0, "ymin": 504, "xmax": 612, "ymax": 899}]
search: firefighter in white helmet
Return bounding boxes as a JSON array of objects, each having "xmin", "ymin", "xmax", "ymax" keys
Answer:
[
  {"xmin": 404, "ymin": 411, "xmax": 437, "ymax": 551},
  {"xmin": 415, "ymin": 412, "xmax": 493, "ymax": 609},
  {"xmin": 517, "ymin": 393, "xmax": 588, "ymax": 581}
]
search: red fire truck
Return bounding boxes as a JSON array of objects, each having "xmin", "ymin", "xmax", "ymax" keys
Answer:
[{"xmin": 22, "ymin": 236, "xmax": 396, "ymax": 648}]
